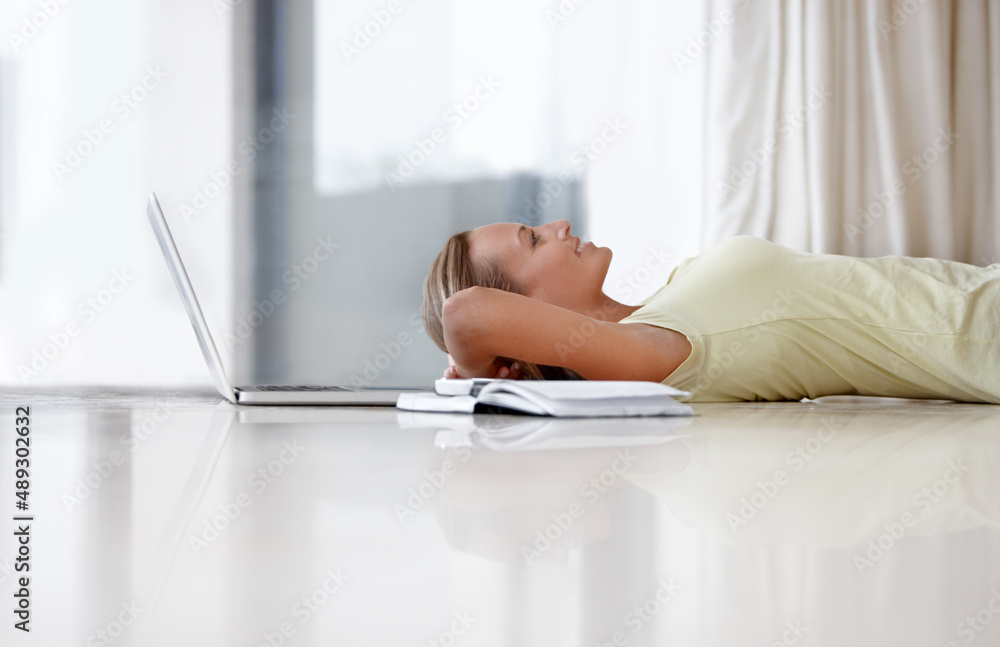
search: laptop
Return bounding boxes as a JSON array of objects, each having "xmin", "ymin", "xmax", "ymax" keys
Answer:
[{"xmin": 146, "ymin": 192, "xmax": 431, "ymax": 405}]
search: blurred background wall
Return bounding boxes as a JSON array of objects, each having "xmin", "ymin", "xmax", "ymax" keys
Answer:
[{"xmin": 0, "ymin": 0, "xmax": 996, "ymax": 388}]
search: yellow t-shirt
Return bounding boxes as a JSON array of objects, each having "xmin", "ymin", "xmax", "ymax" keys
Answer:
[{"xmin": 618, "ymin": 236, "xmax": 1000, "ymax": 403}]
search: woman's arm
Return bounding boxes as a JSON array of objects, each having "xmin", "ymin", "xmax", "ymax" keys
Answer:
[{"xmin": 441, "ymin": 286, "xmax": 680, "ymax": 381}]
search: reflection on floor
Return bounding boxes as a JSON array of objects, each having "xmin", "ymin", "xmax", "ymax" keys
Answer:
[{"xmin": 1, "ymin": 388, "xmax": 998, "ymax": 647}]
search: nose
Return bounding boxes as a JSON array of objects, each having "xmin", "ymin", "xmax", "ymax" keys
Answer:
[{"xmin": 546, "ymin": 219, "xmax": 571, "ymax": 240}]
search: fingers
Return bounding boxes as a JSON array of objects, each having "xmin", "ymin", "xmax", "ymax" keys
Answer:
[
  {"xmin": 496, "ymin": 362, "xmax": 521, "ymax": 380},
  {"xmin": 447, "ymin": 361, "xmax": 519, "ymax": 380}
]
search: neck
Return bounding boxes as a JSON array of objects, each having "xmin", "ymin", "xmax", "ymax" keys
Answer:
[{"xmin": 583, "ymin": 293, "xmax": 643, "ymax": 323}]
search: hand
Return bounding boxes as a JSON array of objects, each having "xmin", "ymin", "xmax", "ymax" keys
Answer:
[
  {"xmin": 494, "ymin": 360, "xmax": 522, "ymax": 380},
  {"xmin": 443, "ymin": 354, "xmax": 462, "ymax": 379},
  {"xmin": 442, "ymin": 359, "xmax": 522, "ymax": 380}
]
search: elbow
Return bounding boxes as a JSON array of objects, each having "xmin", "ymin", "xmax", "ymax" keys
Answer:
[
  {"xmin": 440, "ymin": 293, "xmax": 464, "ymax": 341},
  {"xmin": 442, "ymin": 287, "xmax": 488, "ymax": 349}
]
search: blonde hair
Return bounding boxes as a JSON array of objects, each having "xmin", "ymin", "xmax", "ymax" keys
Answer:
[{"xmin": 422, "ymin": 230, "xmax": 583, "ymax": 381}]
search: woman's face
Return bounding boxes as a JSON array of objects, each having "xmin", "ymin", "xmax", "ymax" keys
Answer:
[{"xmin": 467, "ymin": 219, "xmax": 613, "ymax": 313}]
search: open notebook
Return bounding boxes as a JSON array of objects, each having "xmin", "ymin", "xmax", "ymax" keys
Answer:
[{"xmin": 396, "ymin": 379, "xmax": 694, "ymax": 417}]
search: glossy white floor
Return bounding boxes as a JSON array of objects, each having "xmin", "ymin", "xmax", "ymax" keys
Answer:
[{"xmin": 1, "ymin": 388, "xmax": 999, "ymax": 647}]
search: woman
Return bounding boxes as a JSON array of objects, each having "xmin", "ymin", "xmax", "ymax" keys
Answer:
[{"xmin": 422, "ymin": 219, "xmax": 1000, "ymax": 403}]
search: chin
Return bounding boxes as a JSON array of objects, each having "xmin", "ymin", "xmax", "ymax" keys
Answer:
[{"xmin": 597, "ymin": 244, "xmax": 612, "ymax": 262}]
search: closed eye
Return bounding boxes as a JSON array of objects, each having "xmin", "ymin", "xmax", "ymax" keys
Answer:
[{"xmin": 530, "ymin": 231, "xmax": 538, "ymax": 247}]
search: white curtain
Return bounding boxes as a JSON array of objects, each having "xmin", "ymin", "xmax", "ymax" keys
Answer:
[{"xmin": 699, "ymin": 0, "xmax": 1000, "ymax": 263}]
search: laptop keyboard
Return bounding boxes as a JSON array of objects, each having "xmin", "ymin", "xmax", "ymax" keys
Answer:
[{"xmin": 253, "ymin": 385, "xmax": 351, "ymax": 392}]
